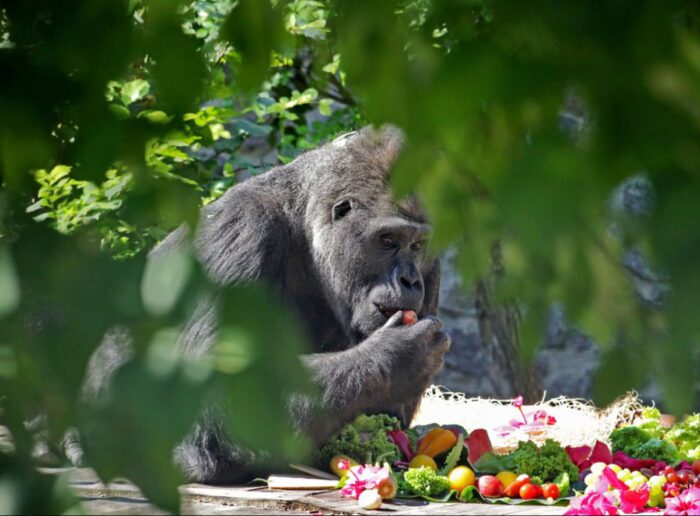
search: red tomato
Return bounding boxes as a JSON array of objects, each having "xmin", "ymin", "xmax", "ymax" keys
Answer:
[
  {"xmin": 667, "ymin": 472, "xmax": 679, "ymax": 484},
  {"xmin": 533, "ymin": 484, "xmax": 543, "ymax": 498},
  {"xmin": 677, "ymin": 471, "xmax": 690, "ymax": 485},
  {"xmin": 542, "ymin": 483, "xmax": 560, "ymax": 500},
  {"xmin": 504, "ymin": 474, "xmax": 530, "ymax": 498},
  {"xmin": 664, "ymin": 466, "xmax": 677, "ymax": 477},
  {"xmin": 520, "ymin": 483, "xmax": 538, "ymax": 500}
]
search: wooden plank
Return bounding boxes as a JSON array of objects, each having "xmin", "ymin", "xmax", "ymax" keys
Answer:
[{"xmin": 43, "ymin": 468, "xmax": 568, "ymax": 515}]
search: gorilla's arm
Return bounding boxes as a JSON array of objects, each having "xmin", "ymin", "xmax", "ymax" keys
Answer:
[{"xmin": 296, "ymin": 259, "xmax": 446, "ymax": 444}]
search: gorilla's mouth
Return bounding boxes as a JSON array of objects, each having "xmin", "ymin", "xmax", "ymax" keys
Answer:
[{"xmin": 375, "ymin": 303, "xmax": 405, "ymax": 319}]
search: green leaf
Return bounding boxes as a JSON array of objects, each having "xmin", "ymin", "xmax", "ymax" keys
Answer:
[
  {"xmin": 140, "ymin": 110, "xmax": 172, "ymax": 124},
  {"xmin": 319, "ymin": 98, "xmax": 333, "ymax": 117},
  {"xmin": 554, "ymin": 472, "xmax": 571, "ymax": 498},
  {"xmin": 440, "ymin": 433, "xmax": 464, "ymax": 475},
  {"xmin": 458, "ymin": 485, "xmax": 478, "ymax": 502},
  {"xmin": 141, "ymin": 245, "xmax": 194, "ymax": 316},
  {"xmin": 120, "ymin": 79, "xmax": 150, "ymax": 106},
  {"xmin": 233, "ymin": 118, "xmax": 273, "ymax": 137},
  {"xmin": 473, "ymin": 451, "xmax": 516, "ymax": 474},
  {"xmin": 0, "ymin": 246, "xmax": 19, "ymax": 318}
]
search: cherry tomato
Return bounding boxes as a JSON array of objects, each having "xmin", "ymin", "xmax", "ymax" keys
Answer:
[
  {"xmin": 542, "ymin": 483, "xmax": 560, "ymax": 500},
  {"xmin": 533, "ymin": 484, "xmax": 543, "ymax": 498},
  {"xmin": 520, "ymin": 483, "xmax": 538, "ymax": 500},
  {"xmin": 677, "ymin": 471, "xmax": 690, "ymax": 485},
  {"xmin": 667, "ymin": 472, "xmax": 679, "ymax": 484},
  {"xmin": 664, "ymin": 466, "xmax": 676, "ymax": 476},
  {"xmin": 504, "ymin": 474, "xmax": 531, "ymax": 498}
]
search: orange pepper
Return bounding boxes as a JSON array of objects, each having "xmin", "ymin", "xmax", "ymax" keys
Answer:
[{"xmin": 416, "ymin": 427, "xmax": 458, "ymax": 458}]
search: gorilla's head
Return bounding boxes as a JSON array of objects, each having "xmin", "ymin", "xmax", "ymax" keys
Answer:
[{"xmin": 303, "ymin": 126, "xmax": 435, "ymax": 342}]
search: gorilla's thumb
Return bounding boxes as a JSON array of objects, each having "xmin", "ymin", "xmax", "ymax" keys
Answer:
[{"xmin": 382, "ymin": 310, "xmax": 404, "ymax": 329}]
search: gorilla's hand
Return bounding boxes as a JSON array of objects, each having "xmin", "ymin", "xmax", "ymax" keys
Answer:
[
  {"xmin": 369, "ymin": 311, "xmax": 451, "ymax": 400},
  {"xmin": 299, "ymin": 311, "xmax": 450, "ymax": 443}
]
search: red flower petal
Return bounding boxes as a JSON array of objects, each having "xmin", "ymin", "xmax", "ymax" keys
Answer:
[
  {"xmin": 590, "ymin": 441, "xmax": 612, "ymax": 464},
  {"xmin": 566, "ymin": 445, "xmax": 592, "ymax": 468}
]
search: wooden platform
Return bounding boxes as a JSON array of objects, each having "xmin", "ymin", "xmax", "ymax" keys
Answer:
[{"xmin": 52, "ymin": 468, "xmax": 569, "ymax": 515}]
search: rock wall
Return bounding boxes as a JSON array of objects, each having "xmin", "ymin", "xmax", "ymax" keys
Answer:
[{"xmin": 436, "ymin": 174, "xmax": 665, "ymax": 403}]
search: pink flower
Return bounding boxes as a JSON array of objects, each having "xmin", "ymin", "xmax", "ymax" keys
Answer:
[
  {"xmin": 602, "ymin": 466, "xmax": 628, "ymax": 492},
  {"xmin": 664, "ymin": 486, "xmax": 700, "ymax": 515},
  {"xmin": 496, "ymin": 401, "xmax": 558, "ymax": 436},
  {"xmin": 565, "ymin": 492, "xmax": 619, "ymax": 515},
  {"xmin": 340, "ymin": 464, "xmax": 391, "ymax": 500},
  {"xmin": 532, "ymin": 409, "xmax": 557, "ymax": 425},
  {"xmin": 620, "ymin": 484, "xmax": 650, "ymax": 514}
]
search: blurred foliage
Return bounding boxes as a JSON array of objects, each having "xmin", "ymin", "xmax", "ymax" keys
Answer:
[{"xmin": 1, "ymin": 0, "xmax": 700, "ymax": 512}]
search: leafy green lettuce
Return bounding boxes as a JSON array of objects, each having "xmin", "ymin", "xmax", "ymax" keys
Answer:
[{"xmin": 665, "ymin": 414, "xmax": 700, "ymax": 462}]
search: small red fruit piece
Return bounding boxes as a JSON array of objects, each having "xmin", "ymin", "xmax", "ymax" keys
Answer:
[
  {"xmin": 692, "ymin": 460, "xmax": 700, "ymax": 476},
  {"xmin": 542, "ymin": 483, "xmax": 560, "ymax": 500},
  {"xmin": 677, "ymin": 471, "xmax": 690, "ymax": 485},
  {"xmin": 477, "ymin": 475, "xmax": 504, "ymax": 498},
  {"xmin": 664, "ymin": 466, "xmax": 676, "ymax": 476},
  {"xmin": 667, "ymin": 472, "xmax": 679, "ymax": 484},
  {"xmin": 519, "ymin": 483, "xmax": 538, "ymax": 500},
  {"xmin": 402, "ymin": 310, "xmax": 418, "ymax": 326}
]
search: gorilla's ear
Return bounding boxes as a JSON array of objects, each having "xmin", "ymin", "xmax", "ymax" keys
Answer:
[
  {"xmin": 332, "ymin": 199, "xmax": 353, "ymax": 222},
  {"xmin": 348, "ymin": 124, "xmax": 405, "ymax": 176}
]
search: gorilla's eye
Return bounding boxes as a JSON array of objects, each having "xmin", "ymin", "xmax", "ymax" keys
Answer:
[
  {"xmin": 379, "ymin": 234, "xmax": 397, "ymax": 248},
  {"xmin": 332, "ymin": 199, "xmax": 353, "ymax": 221},
  {"xmin": 411, "ymin": 241, "xmax": 424, "ymax": 252}
]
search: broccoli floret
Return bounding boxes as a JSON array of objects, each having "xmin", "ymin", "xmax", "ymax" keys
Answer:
[
  {"xmin": 315, "ymin": 413, "xmax": 401, "ymax": 468},
  {"xmin": 400, "ymin": 467, "xmax": 451, "ymax": 498},
  {"xmin": 636, "ymin": 439, "xmax": 680, "ymax": 464},
  {"xmin": 610, "ymin": 426, "xmax": 652, "ymax": 456},
  {"xmin": 513, "ymin": 439, "xmax": 579, "ymax": 482}
]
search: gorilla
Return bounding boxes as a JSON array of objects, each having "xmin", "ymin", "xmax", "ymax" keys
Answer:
[{"xmin": 81, "ymin": 125, "xmax": 451, "ymax": 485}]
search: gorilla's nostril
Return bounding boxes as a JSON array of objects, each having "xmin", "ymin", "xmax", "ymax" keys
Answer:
[{"xmin": 400, "ymin": 277, "xmax": 412, "ymax": 289}]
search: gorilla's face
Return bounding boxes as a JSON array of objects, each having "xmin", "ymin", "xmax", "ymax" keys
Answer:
[{"xmin": 319, "ymin": 197, "xmax": 432, "ymax": 342}]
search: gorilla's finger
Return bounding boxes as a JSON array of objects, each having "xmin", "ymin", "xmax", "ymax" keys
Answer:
[
  {"xmin": 432, "ymin": 331, "xmax": 451, "ymax": 354},
  {"xmin": 382, "ymin": 310, "xmax": 404, "ymax": 329},
  {"xmin": 411, "ymin": 315, "xmax": 443, "ymax": 334}
]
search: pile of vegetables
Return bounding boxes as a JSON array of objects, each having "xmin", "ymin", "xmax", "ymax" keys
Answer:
[
  {"xmin": 608, "ymin": 408, "xmax": 699, "ymax": 464},
  {"xmin": 321, "ymin": 413, "xmax": 575, "ymax": 510},
  {"xmin": 562, "ymin": 408, "xmax": 700, "ymax": 514},
  {"xmin": 316, "ymin": 403, "xmax": 700, "ymax": 513}
]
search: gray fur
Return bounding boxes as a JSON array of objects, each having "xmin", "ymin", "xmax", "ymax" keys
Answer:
[{"xmin": 84, "ymin": 125, "xmax": 450, "ymax": 484}]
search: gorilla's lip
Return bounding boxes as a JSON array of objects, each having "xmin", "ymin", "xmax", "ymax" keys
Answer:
[{"xmin": 375, "ymin": 303, "xmax": 413, "ymax": 319}]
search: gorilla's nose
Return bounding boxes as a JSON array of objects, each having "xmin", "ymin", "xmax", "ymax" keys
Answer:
[{"xmin": 394, "ymin": 263, "xmax": 424, "ymax": 300}]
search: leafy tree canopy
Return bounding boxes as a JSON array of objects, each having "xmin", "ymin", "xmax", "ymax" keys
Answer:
[{"xmin": 1, "ymin": 0, "xmax": 699, "ymax": 512}]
